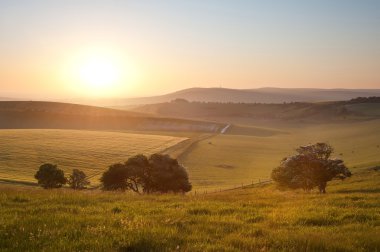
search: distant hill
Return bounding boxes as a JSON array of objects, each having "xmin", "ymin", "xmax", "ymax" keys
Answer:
[
  {"xmin": 0, "ymin": 101, "xmax": 223, "ymax": 133},
  {"xmin": 119, "ymin": 87, "xmax": 380, "ymax": 105},
  {"xmin": 132, "ymin": 97, "xmax": 380, "ymax": 124},
  {"xmin": 0, "ymin": 97, "xmax": 21, "ymax": 101}
]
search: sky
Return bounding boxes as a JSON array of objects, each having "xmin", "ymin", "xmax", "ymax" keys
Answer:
[{"xmin": 0, "ymin": 0, "xmax": 379, "ymax": 99}]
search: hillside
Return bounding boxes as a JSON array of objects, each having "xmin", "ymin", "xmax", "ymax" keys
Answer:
[
  {"xmin": 132, "ymin": 98, "xmax": 380, "ymax": 125},
  {"xmin": 0, "ymin": 129, "xmax": 186, "ymax": 185},
  {"xmin": 118, "ymin": 87, "xmax": 380, "ymax": 105},
  {"xmin": 0, "ymin": 101, "xmax": 223, "ymax": 133},
  {"xmin": 2, "ymin": 100, "xmax": 380, "ymax": 190},
  {"xmin": 180, "ymin": 119, "xmax": 380, "ymax": 189}
]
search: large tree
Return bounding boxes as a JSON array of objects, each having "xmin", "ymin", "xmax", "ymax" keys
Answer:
[
  {"xmin": 100, "ymin": 154, "xmax": 150, "ymax": 193},
  {"xmin": 100, "ymin": 163, "xmax": 129, "ymax": 191},
  {"xmin": 100, "ymin": 154, "xmax": 192, "ymax": 194},
  {"xmin": 146, "ymin": 154, "xmax": 192, "ymax": 193},
  {"xmin": 34, "ymin": 163, "xmax": 67, "ymax": 189},
  {"xmin": 123, "ymin": 154, "xmax": 150, "ymax": 193},
  {"xmin": 271, "ymin": 143, "xmax": 351, "ymax": 193}
]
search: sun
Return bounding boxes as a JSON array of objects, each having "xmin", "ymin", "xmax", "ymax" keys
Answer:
[
  {"xmin": 61, "ymin": 47, "xmax": 139, "ymax": 97},
  {"xmin": 79, "ymin": 55, "xmax": 121, "ymax": 90}
]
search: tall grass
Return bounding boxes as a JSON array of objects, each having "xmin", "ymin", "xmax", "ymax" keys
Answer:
[{"xmin": 0, "ymin": 169, "xmax": 379, "ymax": 251}]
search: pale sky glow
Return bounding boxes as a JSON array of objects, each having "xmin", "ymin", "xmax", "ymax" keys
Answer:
[{"xmin": 0, "ymin": 0, "xmax": 379, "ymax": 98}]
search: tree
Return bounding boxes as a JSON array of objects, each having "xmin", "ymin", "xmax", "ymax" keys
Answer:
[
  {"xmin": 100, "ymin": 155, "xmax": 149, "ymax": 193},
  {"xmin": 271, "ymin": 143, "xmax": 351, "ymax": 193},
  {"xmin": 100, "ymin": 154, "xmax": 192, "ymax": 194},
  {"xmin": 34, "ymin": 163, "xmax": 67, "ymax": 189},
  {"xmin": 68, "ymin": 169, "xmax": 90, "ymax": 189},
  {"xmin": 123, "ymin": 154, "xmax": 150, "ymax": 193},
  {"xmin": 100, "ymin": 163, "xmax": 129, "ymax": 191},
  {"xmin": 146, "ymin": 154, "xmax": 192, "ymax": 193}
]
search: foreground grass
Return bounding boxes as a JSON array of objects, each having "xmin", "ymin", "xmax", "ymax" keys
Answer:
[{"xmin": 1, "ymin": 169, "xmax": 379, "ymax": 251}]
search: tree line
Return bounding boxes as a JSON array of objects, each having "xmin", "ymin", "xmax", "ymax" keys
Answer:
[
  {"xmin": 34, "ymin": 143, "xmax": 352, "ymax": 194},
  {"xmin": 34, "ymin": 154, "xmax": 192, "ymax": 193}
]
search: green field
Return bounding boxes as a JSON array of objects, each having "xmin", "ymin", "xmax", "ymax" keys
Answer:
[
  {"xmin": 182, "ymin": 120, "xmax": 380, "ymax": 190},
  {"xmin": 0, "ymin": 168, "xmax": 379, "ymax": 251},
  {"xmin": 0, "ymin": 107, "xmax": 380, "ymax": 251},
  {"xmin": 0, "ymin": 129, "xmax": 186, "ymax": 185},
  {"xmin": 1, "ymin": 119, "xmax": 380, "ymax": 191}
]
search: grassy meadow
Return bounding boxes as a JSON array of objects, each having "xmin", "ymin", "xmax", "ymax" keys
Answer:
[
  {"xmin": 182, "ymin": 119, "xmax": 380, "ymax": 190},
  {"xmin": 0, "ymin": 168, "xmax": 379, "ymax": 251},
  {"xmin": 0, "ymin": 112, "xmax": 379, "ymax": 251},
  {"xmin": 0, "ymin": 129, "xmax": 186, "ymax": 185},
  {"xmin": 0, "ymin": 119, "xmax": 380, "ymax": 190}
]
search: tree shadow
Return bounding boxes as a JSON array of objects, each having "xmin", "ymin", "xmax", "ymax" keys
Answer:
[{"xmin": 335, "ymin": 188, "xmax": 380, "ymax": 194}]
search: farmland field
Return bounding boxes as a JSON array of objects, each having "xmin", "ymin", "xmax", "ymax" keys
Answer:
[
  {"xmin": 0, "ymin": 129, "xmax": 187, "ymax": 185},
  {"xmin": 1, "ymin": 119, "xmax": 380, "ymax": 190},
  {"xmin": 182, "ymin": 119, "xmax": 380, "ymax": 190}
]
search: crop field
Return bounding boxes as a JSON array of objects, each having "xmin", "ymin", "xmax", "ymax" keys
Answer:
[
  {"xmin": 0, "ymin": 129, "xmax": 186, "ymax": 185},
  {"xmin": 1, "ymin": 119, "xmax": 380, "ymax": 190},
  {"xmin": 182, "ymin": 120, "xmax": 380, "ymax": 190},
  {"xmin": 0, "ymin": 168, "xmax": 379, "ymax": 251}
]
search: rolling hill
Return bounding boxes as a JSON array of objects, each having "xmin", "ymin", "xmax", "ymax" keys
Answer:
[
  {"xmin": 0, "ymin": 101, "xmax": 223, "ymax": 133},
  {"xmin": 0, "ymin": 129, "xmax": 186, "ymax": 185},
  {"xmin": 117, "ymin": 87, "xmax": 380, "ymax": 105},
  {"xmin": 132, "ymin": 97, "xmax": 380, "ymax": 125}
]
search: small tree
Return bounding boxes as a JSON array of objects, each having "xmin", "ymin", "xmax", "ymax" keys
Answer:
[
  {"xmin": 68, "ymin": 169, "xmax": 90, "ymax": 189},
  {"xmin": 271, "ymin": 143, "xmax": 351, "ymax": 193},
  {"xmin": 35, "ymin": 163, "xmax": 67, "ymax": 189}
]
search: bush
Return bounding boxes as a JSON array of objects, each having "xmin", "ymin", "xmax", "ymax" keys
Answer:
[{"xmin": 34, "ymin": 163, "xmax": 67, "ymax": 189}]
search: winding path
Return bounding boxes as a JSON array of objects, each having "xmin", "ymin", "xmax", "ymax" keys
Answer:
[{"xmin": 220, "ymin": 124, "xmax": 231, "ymax": 134}]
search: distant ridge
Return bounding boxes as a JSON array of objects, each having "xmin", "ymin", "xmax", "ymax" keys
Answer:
[
  {"xmin": 0, "ymin": 97, "xmax": 21, "ymax": 101},
  {"xmin": 120, "ymin": 87, "xmax": 380, "ymax": 105},
  {"xmin": 0, "ymin": 101, "xmax": 223, "ymax": 133},
  {"xmin": 132, "ymin": 96, "xmax": 380, "ymax": 124},
  {"xmin": 4, "ymin": 88, "xmax": 380, "ymax": 106}
]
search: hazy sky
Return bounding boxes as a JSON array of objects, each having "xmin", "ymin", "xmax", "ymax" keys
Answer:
[{"xmin": 1, "ymin": 0, "xmax": 380, "ymax": 98}]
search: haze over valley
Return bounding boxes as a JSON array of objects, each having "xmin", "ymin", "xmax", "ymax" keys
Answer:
[{"xmin": 1, "ymin": 1, "xmax": 379, "ymax": 251}]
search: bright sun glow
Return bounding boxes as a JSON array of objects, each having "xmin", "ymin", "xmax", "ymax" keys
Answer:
[
  {"xmin": 61, "ymin": 47, "xmax": 139, "ymax": 97},
  {"xmin": 79, "ymin": 56, "xmax": 121, "ymax": 89}
]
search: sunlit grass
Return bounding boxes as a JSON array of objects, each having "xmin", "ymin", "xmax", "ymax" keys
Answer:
[
  {"xmin": 0, "ymin": 129, "xmax": 186, "ymax": 185},
  {"xmin": 183, "ymin": 120, "xmax": 380, "ymax": 190},
  {"xmin": 0, "ymin": 169, "xmax": 379, "ymax": 251}
]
